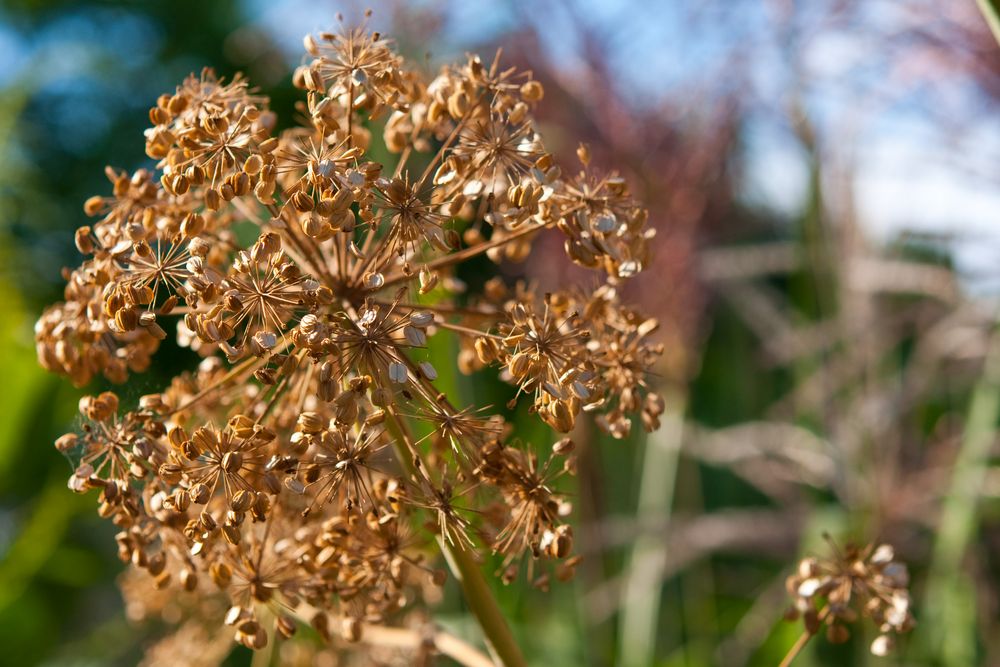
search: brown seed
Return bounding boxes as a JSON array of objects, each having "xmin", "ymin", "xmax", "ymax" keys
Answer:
[
  {"xmin": 171, "ymin": 173, "xmax": 190, "ymax": 196},
  {"xmin": 222, "ymin": 524, "xmax": 241, "ymax": 545},
  {"xmin": 298, "ymin": 412, "xmax": 325, "ymax": 434},
  {"xmin": 180, "ymin": 568, "xmax": 197, "ymax": 591},
  {"xmin": 550, "ymin": 525, "xmax": 573, "ymax": 559},
  {"xmin": 211, "ymin": 562, "xmax": 233, "ymax": 588},
  {"xmin": 55, "ymin": 433, "xmax": 79, "ymax": 453},
  {"xmin": 520, "ymin": 80, "xmax": 544, "ymax": 102},
  {"xmin": 553, "ymin": 437, "xmax": 575, "ymax": 455},
  {"xmin": 827, "ymin": 623, "xmax": 850, "ymax": 644},
  {"xmin": 185, "ymin": 164, "xmax": 205, "ymax": 185},
  {"xmin": 199, "ymin": 510, "xmax": 217, "ymax": 532},
  {"xmin": 291, "ymin": 190, "xmax": 314, "ymax": 212},
  {"xmin": 146, "ymin": 552, "xmax": 166, "ymax": 576},
  {"xmin": 74, "ymin": 227, "xmax": 95, "ymax": 253},
  {"xmin": 153, "ymin": 572, "xmax": 171, "ymax": 590},
  {"xmin": 230, "ymin": 489, "xmax": 254, "ymax": 512},
  {"xmin": 243, "ymin": 154, "xmax": 263, "ymax": 175},
  {"xmin": 231, "ymin": 171, "xmax": 250, "ymax": 196},
  {"xmin": 188, "ymin": 483, "xmax": 210, "ymax": 505},
  {"xmin": 181, "ymin": 212, "xmax": 205, "ymax": 238},
  {"xmin": 205, "ymin": 188, "xmax": 222, "ymax": 210},
  {"xmin": 221, "ymin": 451, "xmax": 244, "ymax": 473},
  {"xmin": 277, "ymin": 615, "xmax": 297, "ymax": 639},
  {"xmin": 341, "ymin": 617, "xmax": 362, "ymax": 643},
  {"xmin": 115, "ymin": 306, "xmax": 139, "ymax": 332}
]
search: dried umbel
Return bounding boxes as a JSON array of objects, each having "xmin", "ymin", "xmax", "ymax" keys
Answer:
[
  {"xmin": 36, "ymin": 15, "xmax": 661, "ymax": 662},
  {"xmin": 784, "ymin": 538, "xmax": 914, "ymax": 660}
]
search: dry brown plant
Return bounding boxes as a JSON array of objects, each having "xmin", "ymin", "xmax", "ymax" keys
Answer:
[{"xmin": 34, "ymin": 12, "xmax": 664, "ymax": 666}]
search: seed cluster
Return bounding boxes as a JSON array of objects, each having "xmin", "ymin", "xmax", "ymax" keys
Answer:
[
  {"xmin": 785, "ymin": 539, "xmax": 914, "ymax": 656},
  {"xmin": 35, "ymin": 17, "xmax": 663, "ymax": 653}
]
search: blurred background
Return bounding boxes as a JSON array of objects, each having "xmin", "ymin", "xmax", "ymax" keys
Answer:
[{"xmin": 2, "ymin": 0, "xmax": 1000, "ymax": 665}]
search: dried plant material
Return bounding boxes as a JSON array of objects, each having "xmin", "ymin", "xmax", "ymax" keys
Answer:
[
  {"xmin": 35, "ymin": 14, "xmax": 661, "ymax": 660},
  {"xmin": 784, "ymin": 536, "xmax": 914, "ymax": 659}
]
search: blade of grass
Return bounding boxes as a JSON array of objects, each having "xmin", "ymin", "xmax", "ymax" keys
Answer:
[
  {"xmin": 0, "ymin": 477, "xmax": 86, "ymax": 613},
  {"xmin": 617, "ymin": 387, "xmax": 686, "ymax": 667},
  {"xmin": 975, "ymin": 0, "xmax": 1000, "ymax": 47},
  {"xmin": 924, "ymin": 327, "xmax": 1000, "ymax": 666}
]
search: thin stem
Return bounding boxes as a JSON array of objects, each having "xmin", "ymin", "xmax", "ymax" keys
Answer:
[
  {"xmin": 360, "ymin": 622, "xmax": 495, "ymax": 667},
  {"xmin": 381, "ymin": 223, "xmax": 539, "ymax": 289},
  {"xmin": 382, "ymin": 410, "xmax": 526, "ymax": 667},
  {"xmin": 250, "ymin": 608, "xmax": 276, "ymax": 667},
  {"xmin": 435, "ymin": 320, "xmax": 504, "ymax": 340},
  {"xmin": 291, "ymin": 604, "xmax": 494, "ymax": 667},
  {"xmin": 170, "ymin": 353, "xmax": 265, "ymax": 415},
  {"xmin": 414, "ymin": 90, "xmax": 484, "ymax": 192},
  {"xmin": 347, "ymin": 81, "xmax": 354, "ymax": 147},
  {"xmin": 392, "ymin": 144, "xmax": 413, "ymax": 179},
  {"xmin": 617, "ymin": 387, "xmax": 686, "ymax": 667},
  {"xmin": 255, "ymin": 349, "xmax": 305, "ymax": 423},
  {"xmin": 353, "ymin": 97, "xmax": 479, "ymax": 284},
  {"xmin": 778, "ymin": 606, "xmax": 828, "ymax": 667},
  {"xmin": 389, "ymin": 300, "xmax": 500, "ymax": 319},
  {"xmin": 777, "ymin": 628, "xmax": 815, "ymax": 667},
  {"xmin": 439, "ymin": 537, "xmax": 527, "ymax": 667},
  {"xmin": 923, "ymin": 326, "xmax": 1000, "ymax": 665},
  {"xmin": 266, "ymin": 202, "xmax": 336, "ymax": 286}
]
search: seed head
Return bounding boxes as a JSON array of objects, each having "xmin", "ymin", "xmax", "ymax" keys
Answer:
[{"xmin": 36, "ymin": 16, "xmax": 662, "ymax": 655}]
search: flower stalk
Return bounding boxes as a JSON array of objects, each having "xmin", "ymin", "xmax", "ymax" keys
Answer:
[{"xmin": 383, "ymin": 406, "xmax": 525, "ymax": 667}]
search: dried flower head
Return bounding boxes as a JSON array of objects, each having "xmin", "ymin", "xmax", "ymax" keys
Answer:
[
  {"xmin": 37, "ymin": 16, "xmax": 661, "ymax": 659},
  {"xmin": 785, "ymin": 536, "xmax": 914, "ymax": 657}
]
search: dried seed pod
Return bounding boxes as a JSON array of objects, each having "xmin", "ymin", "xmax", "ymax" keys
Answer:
[
  {"xmin": 341, "ymin": 617, "xmax": 362, "ymax": 643},
  {"xmin": 34, "ymin": 22, "xmax": 664, "ymax": 659}
]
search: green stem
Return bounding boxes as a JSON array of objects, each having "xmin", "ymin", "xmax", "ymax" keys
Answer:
[
  {"xmin": 439, "ymin": 536, "xmax": 527, "ymax": 667},
  {"xmin": 383, "ymin": 410, "xmax": 526, "ymax": 667},
  {"xmin": 924, "ymin": 328, "xmax": 1000, "ymax": 666},
  {"xmin": 616, "ymin": 388, "xmax": 686, "ymax": 667},
  {"xmin": 778, "ymin": 606, "xmax": 828, "ymax": 667},
  {"xmin": 976, "ymin": 0, "xmax": 1000, "ymax": 47},
  {"xmin": 250, "ymin": 608, "xmax": 276, "ymax": 667}
]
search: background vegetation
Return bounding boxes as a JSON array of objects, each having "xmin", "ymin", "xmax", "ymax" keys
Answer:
[{"xmin": 2, "ymin": 0, "xmax": 999, "ymax": 665}]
